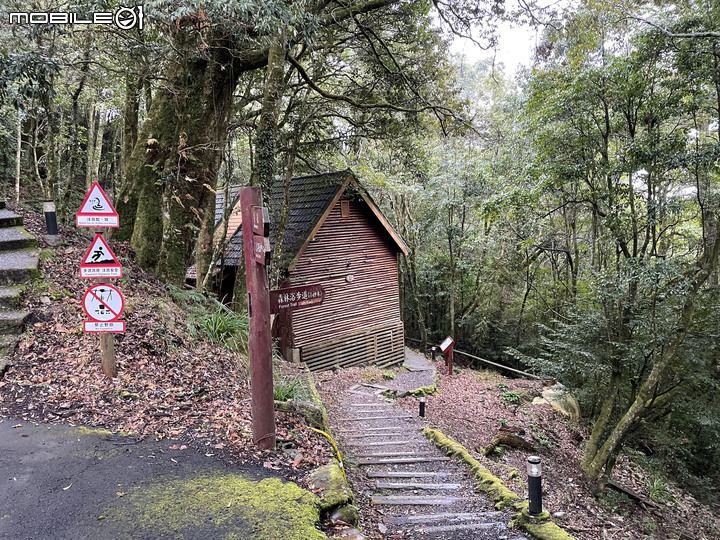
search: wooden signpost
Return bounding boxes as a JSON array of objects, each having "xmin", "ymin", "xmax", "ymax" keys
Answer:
[
  {"xmin": 76, "ymin": 182, "xmax": 123, "ymax": 378},
  {"xmin": 241, "ymin": 187, "xmax": 276, "ymax": 450},
  {"xmin": 269, "ymin": 284, "xmax": 324, "ymax": 313},
  {"xmin": 440, "ymin": 336, "xmax": 454, "ymax": 376}
]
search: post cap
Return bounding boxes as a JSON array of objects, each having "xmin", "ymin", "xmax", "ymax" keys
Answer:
[{"xmin": 527, "ymin": 455, "xmax": 542, "ymax": 477}]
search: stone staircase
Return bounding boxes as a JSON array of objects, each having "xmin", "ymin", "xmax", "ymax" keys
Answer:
[
  {"xmin": 0, "ymin": 201, "xmax": 38, "ymax": 374},
  {"xmin": 328, "ymin": 386, "xmax": 529, "ymax": 539}
]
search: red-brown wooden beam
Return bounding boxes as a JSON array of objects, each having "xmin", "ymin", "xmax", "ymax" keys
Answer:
[{"xmin": 241, "ymin": 187, "xmax": 276, "ymax": 450}]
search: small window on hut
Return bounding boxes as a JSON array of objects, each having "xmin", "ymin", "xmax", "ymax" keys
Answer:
[{"xmin": 341, "ymin": 200, "xmax": 350, "ymax": 218}]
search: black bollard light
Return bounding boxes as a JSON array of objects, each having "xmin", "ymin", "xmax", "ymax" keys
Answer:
[
  {"xmin": 419, "ymin": 396, "xmax": 426, "ymax": 418},
  {"xmin": 431, "ymin": 346, "xmax": 437, "ymax": 361},
  {"xmin": 527, "ymin": 456, "xmax": 543, "ymax": 515},
  {"xmin": 43, "ymin": 200, "xmax": 58, "ymax": 235}
]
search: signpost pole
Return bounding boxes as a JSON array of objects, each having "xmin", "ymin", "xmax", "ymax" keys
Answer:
[
  {"xmin": 241, "ymin": 187, "xmax": 276, "ymax": 450},
  {"xmin": 440, "ymin": 336, "xmax": 454, "ymax": 377},
  {"xmin": 94, "ymin": 228, "xmax": 117, "ymax": 378}
]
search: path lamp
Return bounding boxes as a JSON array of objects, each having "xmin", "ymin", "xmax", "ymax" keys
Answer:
[
  {"xmin": 43, "ymin": 200, "xmax": 58, "ymax": 236},
  {"xmin": 419, "ymin": 396, "xmax": 426, "ymax": 418},
  {"xmin": 431, "ymin": 346, "xmax": 437, "ymax": 360},
  {"xmin": 527, "ymin": 456, "xmax": 543, "ymax": 515}
]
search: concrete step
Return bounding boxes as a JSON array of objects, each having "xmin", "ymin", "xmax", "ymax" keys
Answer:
[
  {"xmin": 338, "ymin": 402, "xmax": 387, "ymax": 407},
  {"xmin": 0, "ymin": 209, "xmax": 22, "ymax": 228},
  {"xmin": 376, "ymin": 481, "xmax": 462, "ymax": 490},
  {"xmin": 348, "ymin": 439, "xmax": 420, "ymax": 447},
  {"xmin": 0, "ymin": 287, "xmax": 23, "ymax": 309},
  {"xmin": 342, "ymin": 432, "xmax": 411, "ymax": 439},
  {"xmin": 371, "ymin": 495, "xmax": 471, "ymax": 505},
  {"xmin": 337, "ymin": 414, "xmax": 414, "ymax": 421},
  {"xmin": 0, "ymin": 250, "xmax": 39, "ymax": 285},
  {"xmin": 0, "ymin": 310, "xmax": 31, "ymax": 333},
  {"xmin": 367, "ymin": 471, "xmax": 460, "ymax": 478},
  {"xmin": 384, "ymin": 511, "xmax": 503, "ymax": 525},
  {"xmin": 335, "ymin": 426, "xmax": 411, "ymax": 433},
  {"xmin": 358, "ymin": 456, "xmax": 450, "ymax": 465},
  {"xmin": 416, "ymin": 521, "xmax": 508, "ymax": 535},
  {"xmin": 354, "ymin": 450, "xmax": 436, "ymax": 458},
  {"xmin": 0, "ymin": 226, "xmax": 38, "ymax": 251}
]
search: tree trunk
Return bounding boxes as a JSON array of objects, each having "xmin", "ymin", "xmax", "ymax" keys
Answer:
[
  {"xmin": 15, "ymin": 111, "xmax": 21, "ymax": 204},
  {"xmin": 116, "ymin": 33, "xmax": 239, "ymax": 285},
  {"xmin": 122, "ymin": 72, "xmax": 140, "ymax": 182},
  {"xmin": 250, "ymin": 42, "xmax": 287, "ymax": 198},
  {"xmin": 581, "ymin": 233, "xmax": 720, "ymax": 481},
  {"xmin": 86, "ymin": 100, "xmax": 97, "ymax": 189}
]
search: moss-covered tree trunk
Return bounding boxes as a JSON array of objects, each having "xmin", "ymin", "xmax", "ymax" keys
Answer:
[
  {"xmin": 250, "ymin": 42, "xmax": 286, "ymax": 197},
  {"xmin": 115, "ymin": 30, "xmax": 239, "ymax": 285}
]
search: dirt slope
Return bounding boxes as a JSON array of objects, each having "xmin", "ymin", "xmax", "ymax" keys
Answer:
[{"xmin": 0, "ymin": 205, "xmax": 331, "ymax": 480}]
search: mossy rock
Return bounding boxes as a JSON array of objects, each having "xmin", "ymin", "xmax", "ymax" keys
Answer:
[
  {"xmin": 541, "ymin": 384, "xmax": 581, "ymax": 420},
  {"xmin": 407, "ymin": 384, "xmax": 438, "ymax": 397},
  {"xmin": 308, "ymin": 460, "xmax": 353, "ymax": 513},
  {"xmin": 383, "ymin": 384, "xmax": 438, "ymax": 399},
  {"xmin": 274, "ymin": 399, "xmax": 327, "ymax": 429},
  {"xmin": 329, "ymin": 503, "xmax": 359, "ymax": 525},
  {"xmin": 510, "ymin": 502, "xmax": 576, "ymax": 540}
]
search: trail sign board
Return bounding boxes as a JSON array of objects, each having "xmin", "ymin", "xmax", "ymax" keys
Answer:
[
  {"xmin": 84, "ymin": 321, "xmax": 125, "ymax": 333},
  {"xmin": 79, "ymin": 234, "xmax": 122, "ymax": 278},
  {"xmin": 76, "ymin": 181, "xmax": 119, "ymax": 227},
  {"xmin": 270, "ymin": 284, "xmax": 324, "ymax": 313},
  {"xmin": 82, "ymin": 284, "xmax": 124, "ymax": 322},
  {"xmin": 253, "ymin": 234, "xmax": 270, "ymax": 264},
  {"xmin": 251, "ymin": 205, "xmax": 270, "ymax": 236},
  {"xmin": 440, "ymin": 336, "xmax": 454, "ymax": 353}
]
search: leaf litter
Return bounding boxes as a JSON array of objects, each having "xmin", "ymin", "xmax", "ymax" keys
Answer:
[
  {"xmin": 0, "ymin": 207, "xmax": 331, "ymax": 484},
  {"xmin": 317, "ymin": 359, "xmax": 720, "ymax": 540}
]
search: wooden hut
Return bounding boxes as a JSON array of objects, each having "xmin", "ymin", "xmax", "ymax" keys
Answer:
[
  {"xmin": 211, "ymin": 170, "xmax": 409, "ymax": 371},
  {"xmin": 271, "ymin": 170, "xmax": 409, "ymax": 371}
]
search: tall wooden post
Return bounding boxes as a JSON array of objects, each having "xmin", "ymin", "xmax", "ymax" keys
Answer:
[
  {"xmin": 95, "ymin": 227, "xmax": 117, "ymax": 378},
  {"xmin": 241, "ymin": 187, "xmax": 276, "ymax": 450}
]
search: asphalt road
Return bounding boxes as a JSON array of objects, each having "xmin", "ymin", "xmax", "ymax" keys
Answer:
[{"xmin": 0, "ymin": 418, "xmax": 320, "ymax": 540}]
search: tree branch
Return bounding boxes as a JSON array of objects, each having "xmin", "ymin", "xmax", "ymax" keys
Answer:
[{"xmin": 288, "ymin": 55, "xmax": 455, "ymax": 115}]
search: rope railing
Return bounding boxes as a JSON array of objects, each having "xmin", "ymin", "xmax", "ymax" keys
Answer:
[{"xmin": 405, "ymin": 336, "xmax": 551, "ymax": 381}]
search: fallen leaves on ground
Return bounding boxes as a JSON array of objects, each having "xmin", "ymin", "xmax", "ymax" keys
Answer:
[
  {"xmin": 0, "ymin": 206, "xmax": 331, "ymax": 483},
  {"xmin": 317, "ymin": 360, "xmax": 720, "ymax": 540}
]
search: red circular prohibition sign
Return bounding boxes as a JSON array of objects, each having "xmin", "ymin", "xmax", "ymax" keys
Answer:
[{"xmin": 82, "ymin": 283, "xmax": 125, "ymax": 322}]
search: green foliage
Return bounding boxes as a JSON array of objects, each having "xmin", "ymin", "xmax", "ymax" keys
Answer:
[
  {"xmin": 597, "ymin": 490, "xmax": 630, "ymax": 515},
  {"xmin": 646, "ymin": 476, "xmax": 673, "ymax": 504},
  {"xmin": 382, "ymin": 370, "xmax": 396, "ymax": 380},
  {"xmin": 169, "ymin": 286, "xmax": 249, "ymax": 354},
  {"xmin": 274, "ymin": 378, "xmax": 302, "ymax": 401},
  {"xmin": 189, "ymin": 307, "xmax": 249, "ymax": 354},
  {"xmin": 500, "ymin": 390, "xmax": 520, "ymax": 406}
]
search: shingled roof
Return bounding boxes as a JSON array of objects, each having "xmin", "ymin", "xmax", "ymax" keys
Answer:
[
  {"xmin": 215, "ymin": 187, "xmax": 240, "ymax": 228},
  {"xmin": 214, "ymin": 170, "xmax": 408, "ymax": 268}
]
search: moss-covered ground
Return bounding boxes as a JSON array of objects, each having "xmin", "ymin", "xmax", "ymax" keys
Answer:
[{"xmin": 103, "ymin": 472, "xmax": 325, "ymax": 540}]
